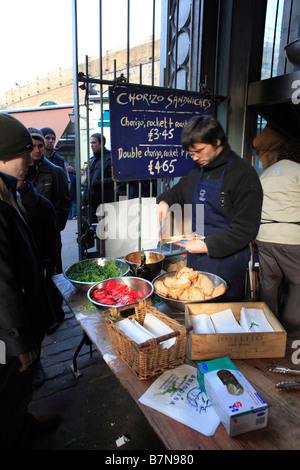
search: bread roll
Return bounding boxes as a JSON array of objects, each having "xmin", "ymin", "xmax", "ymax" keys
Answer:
[
  {"xmin": 163, "ymin": 276, "xmax": 191, "ymax": 290},
  {"xmin": 188, "ymin": 287, "xmax": 205, "ymax": 301},
  {"xmin": 178, "ymin": 271, "xmax": 199, "ymax": 282},
  {"xmin": 153, "ymin": 279, "xmax": 169, "ymax": 297},
  {"xmin": 178, "ymin": 290, "xmax": 190, "ymax": 301},
  {"xmin": 168, "ymin": 288, "xmax": 184, "ymax": 300},
  {"xmin": 211, "ymin": 283, "xmax": 226, "ymax": 298},
  {"xmin": 176, "ymin": 267, "xmax": 194, "ymax": 278},
  {"xmin": 197, "ymin": 274, "xmax": 214, "ymax": 296}
]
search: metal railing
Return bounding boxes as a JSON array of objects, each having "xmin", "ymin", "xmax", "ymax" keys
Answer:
[{"xmin": 71, "ymin": 0, "xmax": 182, "ymax": 260}]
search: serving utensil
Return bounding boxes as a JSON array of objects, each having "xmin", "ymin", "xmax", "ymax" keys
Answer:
[
  {"xmin": 165, "ymin": 234, "xmax": 205, "ymax": 244},
  {"xmin": 275, "ymin": 380, "xmax": 300, "ymax": 391},
  {"xmin": 268, "ymin": 365, "xmax": 300, "ymax": 374},
  {"xmin": 268, "ymin": 365, "xmax": 300, "ymax": 391}
]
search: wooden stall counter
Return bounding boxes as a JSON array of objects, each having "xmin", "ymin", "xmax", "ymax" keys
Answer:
[{"xmin": 53, "ymin": 273, "xmax": 300, "ymax": 451}]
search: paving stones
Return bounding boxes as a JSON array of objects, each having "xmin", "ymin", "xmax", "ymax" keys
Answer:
[{"xmin": 28, "ymin": 303, "xmax": 165, "ymax": 450}]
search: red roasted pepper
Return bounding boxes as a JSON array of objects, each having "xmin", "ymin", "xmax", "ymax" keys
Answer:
[{"xmin": 91, "ymin": 280, "xmax": 145, "ymax": 306}]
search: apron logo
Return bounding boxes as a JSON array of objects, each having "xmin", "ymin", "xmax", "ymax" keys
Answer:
[
  {"xmin": 199, "ymin": 189, "xmax": 206, "ymax": 202},
  {"xmin": 221, "ymin": 191, "xmax": 225, "ymax": 207}
]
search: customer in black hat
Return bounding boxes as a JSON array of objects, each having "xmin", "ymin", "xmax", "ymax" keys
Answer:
[
  {"xmin": 40, "ymin": 126, "xmax": 70, "ymax": 186},
  {"xmin": 0, "ymin": 113, "xmax": 60, "ymax": 449}
]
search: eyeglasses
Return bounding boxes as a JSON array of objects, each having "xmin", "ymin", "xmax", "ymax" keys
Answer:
[{"xmin": 186, "ymin": 146, "xmax": 206, "ymax": 157}]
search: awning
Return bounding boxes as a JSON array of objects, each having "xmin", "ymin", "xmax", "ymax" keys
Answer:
[
  {"xmin": 8, "ymin": 106, "xmax": 74, "ymax": 143},
  {"xmin": 248, "ymin": 71, "xmax": 300, "ymax": 140}
]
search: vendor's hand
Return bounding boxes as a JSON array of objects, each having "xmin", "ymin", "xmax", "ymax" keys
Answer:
[
  {"xmin": 157, "ymin": 200, "xmax": 169, "ymax": 223},
  {"xmin": 18, "ymin": 350, "xmax": 38, "ymax": 373},
  {"xmin": 174, "ymin": 239, "xmax": 208, "ymax": 254},
  {"xmin": 156, "ymin": 201, "xmax": 169, "ymax": 238}
]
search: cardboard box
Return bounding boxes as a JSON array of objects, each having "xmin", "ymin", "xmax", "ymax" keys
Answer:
[
  {"xmin": 185, "ymin": 302, "xmax": 287, "ymax": 360},
  {"xmin": 197, "ymin": 357, "xmax": 268, "ymax": 436}
]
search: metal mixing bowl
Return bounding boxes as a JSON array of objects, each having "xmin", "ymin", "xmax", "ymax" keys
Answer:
[
  {"xmin": 152, "ymin": 270, "xmax": 227, "ymax": 311},
  {"xmin": 64, "ymin": 257, "xmax": 130, "ymax": 292},
  {"xmin": 284, "ymin": 38, "xmax": 300, "ymax": 66},
  {"xmin": 124, "ymin": 250, "xmax": 164, "ymax": 279},
  {"xmin": 87, "ymin": 276, "xmax": 154, "ymax": 309}
]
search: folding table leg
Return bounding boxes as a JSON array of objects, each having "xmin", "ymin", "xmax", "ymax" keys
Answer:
[{"xmin": 70, "ymin": 332, "xmax": 93, "ymax": 378}]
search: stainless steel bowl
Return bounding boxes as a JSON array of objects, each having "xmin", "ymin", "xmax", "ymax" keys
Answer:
[
  {"xmin": 152, "ymin": 271, "xmax": 227, "ymax": 311},
  {"xmin": 284, "ymin": 38, "xmax": 300, "ymax": 66},
  {"xmin": 124, "ymin": 251, "xmax": 164, "ymax": 280},
  {"xmin": 87, "ymin": 276, "xmax": 154, "ymax": 309},
  {"xmin": 64, "ymin": 257, "xmax": 130, "ymax": 292}
]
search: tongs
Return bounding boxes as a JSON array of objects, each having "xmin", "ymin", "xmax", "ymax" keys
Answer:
[
  {"xmin": 159, "ymin": 219, "xmax": 165, "ymax": 240},
  {"xmin": 268, "ymin": 365, "xmax": 300, "ymax": 391},
  {"xmin": 275, "ymin": 381, "xmax": 300, "ymax": 391},
  {"xmin": 268, "ymin": 365, "xmax": 300, "ymax": 374}
]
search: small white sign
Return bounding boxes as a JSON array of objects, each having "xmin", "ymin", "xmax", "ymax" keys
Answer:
[{"xmin": 0, "ymin": 340, "xmax": 6, "ymax": 364}]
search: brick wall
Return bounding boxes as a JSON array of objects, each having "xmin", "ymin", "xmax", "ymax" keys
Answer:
[{"xmin": 1, "ymin": 38, "xmax": 160, "ymax": 110}]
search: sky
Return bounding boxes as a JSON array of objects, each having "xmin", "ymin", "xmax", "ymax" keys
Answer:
[{"xmin": 0, "ymin": 0, "xmax": 161, "ymax": 94}]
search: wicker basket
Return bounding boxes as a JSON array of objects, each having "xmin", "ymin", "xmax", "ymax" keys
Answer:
[{"xmin": 103, "ymin": 300, "xmax": 192, "ymax": 380}]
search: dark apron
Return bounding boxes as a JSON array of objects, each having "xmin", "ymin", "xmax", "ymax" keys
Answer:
[{"xmin": 188, "ymin": 154, "xmax": 248, "ymax": 301}]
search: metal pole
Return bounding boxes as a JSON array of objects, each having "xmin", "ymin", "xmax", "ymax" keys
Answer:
[
  {"xmin": 72, "ymin": 0, "xmax": 83, "ymax": 260},
  {"xmin": 127, "ymin": 0, "xmax": 130, "ymax": 81},
  {"xmin": 85, "ymin": 55, "xmax": 91, "ymax": 224},
  {"xmin": 151, "ymin": 0, "xmax": 156, "ymax": 86},
  {"xmin": 99, "ymin": 0, "xmax": 104, "ymax": 207},
  {"xmin": 99, "ymin": 0, "xmax": 105, "ymax": 256}
]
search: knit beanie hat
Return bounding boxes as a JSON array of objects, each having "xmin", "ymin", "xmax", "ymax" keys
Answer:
[
  {"xmin": 40, "ymin": 127, "xmax": 56, "ymax": 139},
  {"xmin": 28, "ymin": 127, "xmax": 45, "ymax": 145},
  {"xmin": 253, "ymin": 125, "xmax": 286, "ymax": 151},
  {"xmin": 0, "ymin": 113, "xmax": 33, "ymax": 160}
]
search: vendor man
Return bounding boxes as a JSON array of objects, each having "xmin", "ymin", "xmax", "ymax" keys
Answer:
[{"xmin": 157, "ymin": 115, "xmax": 263, "ymax": 301}]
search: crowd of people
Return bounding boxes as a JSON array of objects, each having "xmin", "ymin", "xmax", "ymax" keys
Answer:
[
  {"xmin": 0, "ymin": 114, "xmax": 119, "ymax": 449},
  {"xmin": 0, "ymin": 112, "xmax": 299, "ymax": 449}
]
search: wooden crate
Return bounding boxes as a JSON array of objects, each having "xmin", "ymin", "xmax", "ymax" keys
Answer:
[{"xmin": 185, "ymin": 302, "xmax": 287, "ymax": 360}]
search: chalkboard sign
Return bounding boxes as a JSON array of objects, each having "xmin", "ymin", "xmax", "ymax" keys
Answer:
[{"xmin": 109, "ymin": 85, "xmax": 214, "ymax": 181}]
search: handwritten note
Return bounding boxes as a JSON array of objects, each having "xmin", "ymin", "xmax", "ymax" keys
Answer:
[{"xmin": 109, "ymin": 86, "xmax": 214, "ymax": 181}]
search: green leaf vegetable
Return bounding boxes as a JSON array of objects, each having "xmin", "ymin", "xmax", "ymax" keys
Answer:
[
  {"xmin": 249, "ymin": 321, "xmax": 259, "ymax": 330},
  {"xmin": 154, "ymin": 382, "xmax": 183, "ymax": 396},
  {"xmin": 67, "ymin": 259, "xmax": 122, "ymax": 283}
]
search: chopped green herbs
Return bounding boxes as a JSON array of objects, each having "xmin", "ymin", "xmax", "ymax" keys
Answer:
[
  {"xmin": 67, "ymin": 259, "xmax": 122, "ymax": 283},
  {"xmin": 106, "ymin": 315, "xmax": 117, "ymax": 321},
  {"xmin": 151, "ymin": 293, "xmax": 163, "ymax": 307},
  {"xmin": 249, "ymin": 321, "xmax": 259, "ymax": 330},
  {"xmin": 154, "ymin": 382, "xmax": 183, "ymax": 396},
  {"xmin": 75, "ymin": 301, "xmax": 97, "ymax": 313}
]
